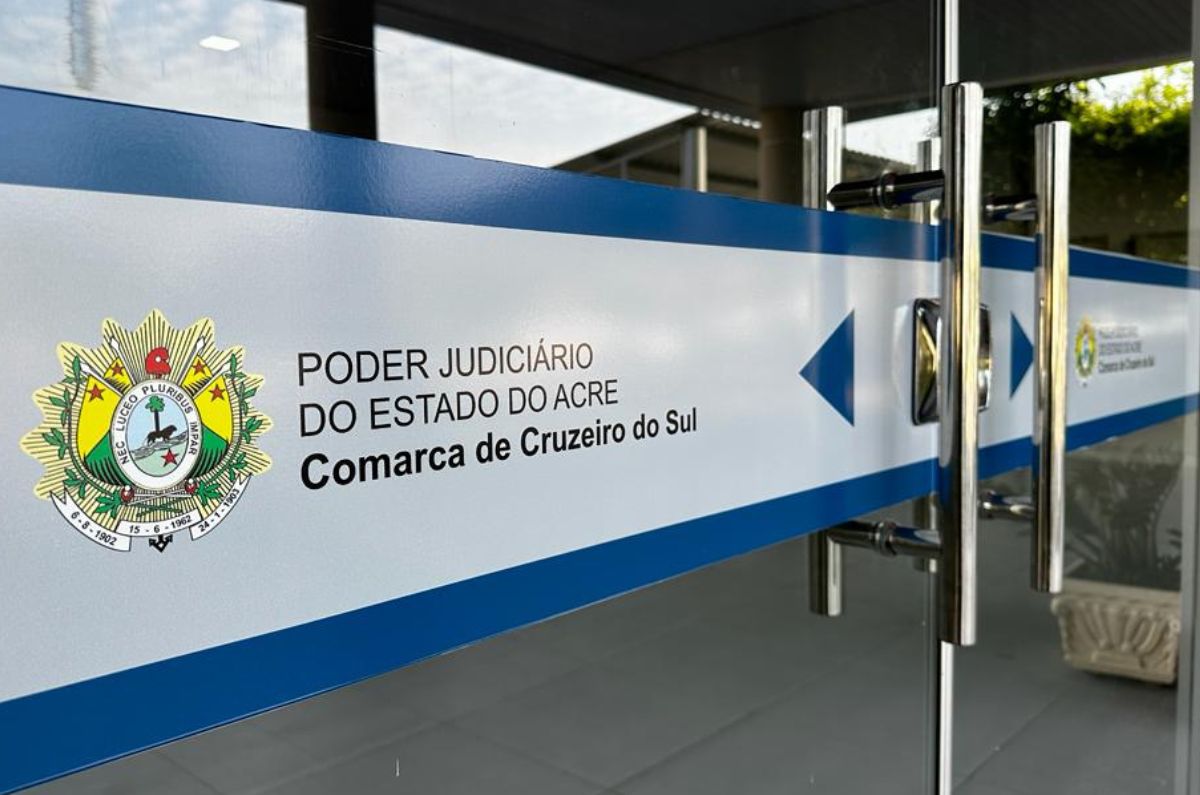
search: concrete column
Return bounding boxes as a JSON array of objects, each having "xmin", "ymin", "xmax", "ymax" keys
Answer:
[
  {"xmin": 758, "ymin": 107, "xmax": 805, "ymax": 204},
  {"xmin": 680, "ymin": 125, "xmax": 708, "ymax": 192},
  {"xmin": 306, "ymin": 0, "xmax": 377, "ymax": 139}
]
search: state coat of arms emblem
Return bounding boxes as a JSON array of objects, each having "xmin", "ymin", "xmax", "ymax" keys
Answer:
[
  {"xmin": 1074, "ymin": 316, "xmax": 1098, "ymax": 382},
  {"xmin": 21, "ymin": 311, "xmax": 271, "ymax": 552}
]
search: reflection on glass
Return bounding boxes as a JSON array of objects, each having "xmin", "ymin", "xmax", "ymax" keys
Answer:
[
  {"xmin": 374, "ymin": 26, "xmax": 692, "ymax": 167},
  {"xmin": 0, "ymin": 0, "xmax": 308, "ymax": 128},
  {"xmin": 983, "ymin": 63, "xmax": 1191, "ymax": 263},
  {"xmin": 0, "ymin": 1, "xmax": 694, "ymax": 169}
]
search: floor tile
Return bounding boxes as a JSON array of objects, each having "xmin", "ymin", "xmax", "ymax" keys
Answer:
[
  {"xmin": 951, "ymin": 646, "xmax": 1068, "ymax": 781},
  {"xmin": 251, "ymin": 678, "xmax": 432, "ymax": 761},
  {"xmin": 512, "ymin": 583, "xmax": 700, "ymax": 663},
  {"xmin": 369, "ymin": 633, "xmax": 581, "ymax": 720},
  {"xmin": 25, "ymin": 751, "xmax": 218, "ymax": 795},
  {"xmin": 705, "ymin": 581, "xmax": 923, "ymax": 673},
  {"xmin": 597, "ymin": 619, "xmax": 815, "ymax": 722},
  {"xmin": 258, "ymin": 723, "xmax": 602, "ymax": 795},
  {"xmin": 618, "ymin": 685, "xmax": 926, "ymax": 795},
  {"xmin": 454, "ymin": 663, "xmax": 745, "ymax": 787},
  {"xmin": 159, "ymin": 721, "xmax": 318, "ymax": 794},
  {"xmin": 965, "ymin": 674, "xmax": 1175, "ymax": 795}
]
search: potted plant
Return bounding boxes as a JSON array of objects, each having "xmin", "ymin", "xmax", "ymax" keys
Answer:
[{"xmin": 1050, "ymin": 442, "xmax": 1183, "ymax": 684}]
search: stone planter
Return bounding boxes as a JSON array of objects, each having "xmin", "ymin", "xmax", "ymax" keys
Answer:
[{"xmin": 1050, "ymin": 578, "xmax": 1181, "ymax": 684}]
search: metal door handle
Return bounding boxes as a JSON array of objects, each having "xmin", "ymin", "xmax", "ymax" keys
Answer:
[
  {"xmin": 976, "ymin": 122, "xmax": 1070, "ymax": 595},
  {"xmin": 801, "ymin": 105, "xmax": 847, "ymax": 616},
  {"xmin": 936, "ymin": 81, "xmax": 983, "ymax": 646},
  {"xmin": 1030, "ymin": 121, "xmax": 1070, "ymax": 594},
  {"xmin": 803, "ymin": 84, "xmax": 984, "ymax": 648}
]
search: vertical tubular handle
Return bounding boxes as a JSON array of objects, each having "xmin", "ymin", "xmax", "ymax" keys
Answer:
[
  {"xmin": 915, "ymin": 138, "xmax": 942, "ymax": 225},
  {"xmin": 802, "ymin": 107, "xmax": 844, "ymax": 211},
  {"xmin": 802, "ymin": 106, "xmax": 845, "ymax": 617},
  {"xmin": 1032, "ymin": 121, "xmax": 1070, "ymax": 594},
  {"xmin": 937, "ymin": 83, "xmax": 983, "ymax": 646},
  {"xmin": 809, "ymin": 535, "xmax": 843, "ymax": 616}
]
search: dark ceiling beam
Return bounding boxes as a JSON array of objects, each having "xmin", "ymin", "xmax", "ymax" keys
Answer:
[{"xmin": 306, "ymin": 0, "xmax": 378, "ymax": 138}]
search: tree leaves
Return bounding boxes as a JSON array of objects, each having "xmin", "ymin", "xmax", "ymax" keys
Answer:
[
  {"xmin": 1064, "ymin": 445, "xmax": 1184, "ymax": 590},
  {"xmin": 983, "ymin": 64, "xmax": 1191, "ymax": 264}
]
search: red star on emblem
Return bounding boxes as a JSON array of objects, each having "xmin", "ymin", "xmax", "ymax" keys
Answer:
[
  {"xmin": 191, "ymin": 360, "xmax": 208, "ymax": 376},
  {"xmin": 209, "ymin": 383, "xmax": 226, "ymax": 401},
  {"xmin": 87, "ymin": 384, "xmax": 105, "ymax": 401},
  {"xmin": 108, "ymin": 361, "xmax": 125, "ymax": 377},
  {"xmin": 162, "ymin": 449, "xmax": 177, "ymax": 466}
]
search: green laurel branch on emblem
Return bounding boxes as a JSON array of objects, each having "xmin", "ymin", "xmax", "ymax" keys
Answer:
[
  {"xmin": 242, "ymin": 416, "xmax": 263, "ymax": 442},
  {"xmin": 63, "ymin": 468, "xmax": 86, "ymax": 500},
  {"xmin": 196, "ymin": 481, "xmax": 222, "ymax": 507},
  {"xmin": 225, "ymin": 451, "xmax": 248, "ymax": 482},
  {"xmin": 238, "ymin": 385, "xmax": 257, "ymax": 414},
  {"xmin": 48, "ymin": 387, "xmax": 71, "ymax": 426},
  {"xmin": 94, "ymin": 490, "xmax": 122, "ymax": 520},
  {"xmin": 58, "ymin": 355, "xmax": 83, "ymax": 387},
  {"xmin": 135, "ymin": 498, "xmax": 187, "ymax": 518},
  {"xmin": 42, "ymin": 428, "xmax": 67, "ymax": 460}
]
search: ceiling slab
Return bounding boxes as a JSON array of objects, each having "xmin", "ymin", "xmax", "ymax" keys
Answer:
[{"xmin": 367, "ymin": 0, "xmax": 1189, "ymax": 116}]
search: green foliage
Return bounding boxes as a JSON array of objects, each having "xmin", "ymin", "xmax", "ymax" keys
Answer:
[
  {"xmin": 42, "ymin": 428, "xmax": 67, "ymax": 459},
  {"xmin": 196, "ymin": 481, "xmax": 222, "ymax": 507},
  {"xmin": 95, "ymin": 490, "xmax": 122, "ymax": 519},
  {"xmin": 1071, "ymin": 64, "xmax": 1192, "ymax": 152},
  {"xmin": 48, "ymin": 388, "xmax": 72, "ymax": 426},
  {"xmin": 228, "ymin": 353, "xmax": 243, "ymax": 381},
  {"xmin": 984, "ymin": 64, "xmax": 1191, "ymax": 261},
  {"xmin": 48, "ymin": 389, "xmax": 70, "ymax": 409},
  {"xmin": 985, "ymin": 64, "xmax": 1192, "ymax": 171},
  {"xmin": 242, "ymin": 416, "xmax": 263, "ymax": 442},
  {"xmin": 145, "ymin": 395, "xmax": 165, "ymax": 414},
  {"xmin": 238, "ymin": 384, "xmax": 257, "ymax": 414},
  {"xmin": 1065, "ymin": 446, "xmax": 1183, "ymax": 590},
  {"xmin": 63, "ymin": 468, "xmax": 86, "ymax": 500},
  {"xmin": 226, "ymin": 451, "xmax": 248, "ymax": 481}
]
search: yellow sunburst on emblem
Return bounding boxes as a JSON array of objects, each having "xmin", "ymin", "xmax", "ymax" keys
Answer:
[{"xmin": 20, "ymin": 310, "xmax": 272, "ymax": 553}]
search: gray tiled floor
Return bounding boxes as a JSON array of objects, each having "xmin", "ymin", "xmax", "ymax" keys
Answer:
[{"xmin": 27, "ymin": 516, "xmax": 1177, "ymax": 794}]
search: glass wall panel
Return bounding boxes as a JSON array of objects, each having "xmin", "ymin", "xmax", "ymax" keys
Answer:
[{"xmin": 964, "ymin": 1, "xmax": 1194, "ymax": 791}]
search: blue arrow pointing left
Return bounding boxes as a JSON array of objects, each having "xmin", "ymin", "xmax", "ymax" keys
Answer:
[{"xmin": 800, "ymin": 310, "xmax": 855, "ymax": 425}]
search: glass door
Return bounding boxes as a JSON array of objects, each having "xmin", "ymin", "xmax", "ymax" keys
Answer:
[
  {"xmin": 2, "ymin": 3, "xmax": 950, "ymax": 795},
  {"xmin": 3, "ymin": 1, "xmax": 1197, "ymax": 794},
  {"xmin": 951, "ymin": 1, "xmax": 1197, "ymax": 793}
]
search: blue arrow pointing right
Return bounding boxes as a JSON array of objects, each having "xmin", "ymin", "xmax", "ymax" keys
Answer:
[{"xmin": 1011, "ymin": 313, "xmax": 1033, "ymax": 397}]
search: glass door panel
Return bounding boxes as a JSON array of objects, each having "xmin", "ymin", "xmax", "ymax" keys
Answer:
[
  {"xmin": 2, "ymin": 3, "xmax": 949, "ymax": 795},
  {"xmin": 960, "ymin": 0, "xmax": 1195, "ymax": 791}
]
